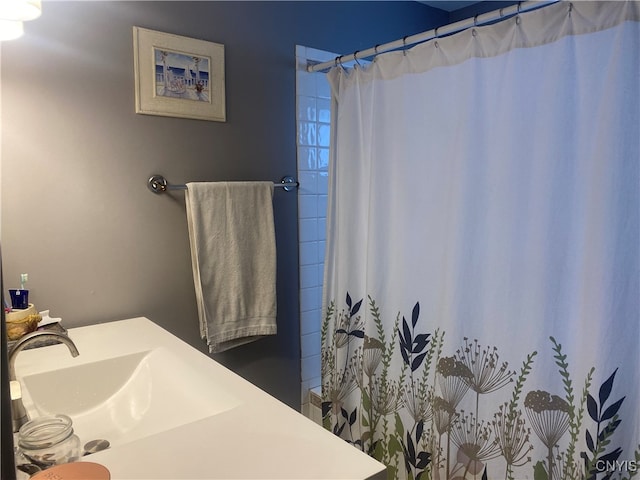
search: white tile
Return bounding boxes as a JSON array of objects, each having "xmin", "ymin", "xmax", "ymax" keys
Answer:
[
  {"xmin": 306, "ymin": 47, "xmax": 336, "ymax": 63},
  {"xmin": 297, "ymin": 146, "xmax": 317, "ymax": 171},
  {"xmin": 300, "ymin": 286, "xmax": 322, "ymax": 313},
  {"xmin": 298, "ymin": 194, "xmax": 318, "ymax": 219},
  {"xmin": 297, "ymin": 171, "xmax": 317, "ymax": 194},
  {"xmin": 296, "ymin": 70, "xmax": 316, "ymax": 97},
  {"xmin": 301, "ymin": 378, "xmax": 319, "ymax": 404},
  {"xmin": 296, "ymin": 56, "xmax": 308, "ymax": 71},
  {"xmin": 298, "ymin": 121, "xmax": 317, "ymax": 146},
  {"xmin": 317, "ymin": 148, "xmax": 329, "ymax": 171},
  {"xmin": 318, "ymin": 217, "xmax": 326, "ymax": 241},
  {"xmin": 318, "ymin": 241, "xmax": 326, "ymax": 264},
  {"xmin": 302, "ymin": 354, "xmax": 321, "ymax": 382},
  {"xmin": 299, "ymin": 218, "xmax": 318, "ymax": 242},
  {"xmin": 318, "ymin": 171, "xmax": 329, "ymax": 194},
  {"xmin": 317, "ymin": 74, "xmax": 332, "ymax": 99},
  {"xmin": 301, "ymin": 331, "xmax": 321, "ymax": 358},
  {"xmin": 299, "ymin": 241, "xmax": 318, "ymax": 266},
  {"xmin": 318, "ymin": 195, "xmax": 328, "ymax": 218},
  {"xmin": 301, "ymin": 376, "xmax": 322, "ymax": 404},
  {"xmin": 297, "ymin": 96, "xmax": 317, "ymax": 122},
  {"xmin": 300, "ymin": 309, "xmax": 321, "ymax": 334},
  {"xmin": 300, "ymin": 264, "xmax": 319, "ymax": 289},
  {"xmin": 317, "ymin": 123, "xmax": 330, "ymax": 147},
  {"xmin": 296, "ymin": 45, "xmax": 337, "ymax": 409},
  {"xmin": 317, "ymin": 98, "xmax": 331, "ymax": 123}
]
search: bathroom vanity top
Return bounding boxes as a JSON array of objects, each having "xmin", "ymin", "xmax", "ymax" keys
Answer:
[{"xmin": 14, "ymin": 317, "xmax": 386, "ymax": 479}]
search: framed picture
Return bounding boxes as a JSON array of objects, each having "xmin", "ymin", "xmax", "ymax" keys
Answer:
[{"xmin": 133, "ymin": 27, "xmax": 225, "ymax": 122}]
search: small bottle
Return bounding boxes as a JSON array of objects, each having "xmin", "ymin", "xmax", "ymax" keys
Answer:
[{"xmin": 18, "ymin": 414, "xmax": 81, "ymax": 469}]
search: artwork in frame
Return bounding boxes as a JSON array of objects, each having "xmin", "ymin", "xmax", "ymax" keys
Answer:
[{"xmin": 133, "ymin": 27, "xmax": 225, "ymax": 122}]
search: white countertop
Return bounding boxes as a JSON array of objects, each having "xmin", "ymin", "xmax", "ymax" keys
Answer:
[{"xmin": 13, "ymin": 317, "xmax": 386, "ymax": 480}]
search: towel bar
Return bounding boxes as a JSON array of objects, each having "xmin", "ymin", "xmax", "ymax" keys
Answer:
[{"xmin": 147, "ymin": 174, "xmax": 299, "ymax": 194}]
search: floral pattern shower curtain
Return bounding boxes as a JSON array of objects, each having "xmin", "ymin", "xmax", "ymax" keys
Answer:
[{"xmin": 321, "ymin": 3, "xmax": 639, "ymax": 480}]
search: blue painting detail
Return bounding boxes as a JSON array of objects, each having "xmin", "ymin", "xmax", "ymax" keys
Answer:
[{"xmin": 154, "ymin": 49, "xmax": 210, "ymax": 102}]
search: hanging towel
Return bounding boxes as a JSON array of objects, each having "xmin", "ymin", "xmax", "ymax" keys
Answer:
[{"xmin": 185, "ymin": 182, "xmax": 277, "ymax": 353}]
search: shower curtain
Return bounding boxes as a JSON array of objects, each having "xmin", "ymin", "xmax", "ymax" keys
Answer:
[{"xmin": 321, "ymin": 2, "xmax": 639, "ymax": 480}]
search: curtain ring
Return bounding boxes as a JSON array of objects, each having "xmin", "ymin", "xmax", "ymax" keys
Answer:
[
  {"xmin": 402, "ymin": 35, "xmax": 409, "ymax": 56},
  {"xmin": 473, "ymin": 14, "xmax": 478, "ymax": 26},
  {"xmin": 517, "ymin": 2, "xmax": 521, "ymax": 13},
  {"xmin": 353, "ymin": 50, "xmax": 362, "ymax": 67},
  {"xmin": 372, "ymin": 44, "xmax": 381, "ymax": 63}
]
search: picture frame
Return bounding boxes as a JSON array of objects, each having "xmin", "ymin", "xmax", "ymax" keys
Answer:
[{"xmin": 133, "ymin": 27, "xmax": 225, "ymax": 122}]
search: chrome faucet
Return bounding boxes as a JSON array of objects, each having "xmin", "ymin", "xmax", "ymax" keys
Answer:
[{"xmin": 8, "ymin": 331, "xmax": 79, "ymax": 432}]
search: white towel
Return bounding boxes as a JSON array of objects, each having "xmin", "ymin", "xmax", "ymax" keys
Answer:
[{"xmin": 185, "ymin": 182, "xmax": 277, "ymax": 353}]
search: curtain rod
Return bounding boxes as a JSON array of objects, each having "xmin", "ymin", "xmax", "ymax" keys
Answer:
[{"xmin": 307, "ymin": 0, "xmax": 560, "ymax": 73}]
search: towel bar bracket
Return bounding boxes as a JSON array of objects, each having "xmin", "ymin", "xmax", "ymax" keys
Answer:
[
  {"xmin": 148, "ymin": 174, "xmax": 170, "ymax": 194},
  {"xmin": 280, "ymin": 176, "xmax": 297, "ymax": 192},
  {"xmin": 147, "ymin": 174, "xmax": 299, "ymax": 194}
]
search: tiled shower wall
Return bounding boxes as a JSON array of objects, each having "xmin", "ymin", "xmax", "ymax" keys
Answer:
[{"xmin": 296, "ymin": 46, "xmax": 334, "ymax": 420}]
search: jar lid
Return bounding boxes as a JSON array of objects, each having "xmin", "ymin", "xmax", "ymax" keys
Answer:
[{"xmin": 30, "ymin": 462, "xmax": 110, "ymax": 480}]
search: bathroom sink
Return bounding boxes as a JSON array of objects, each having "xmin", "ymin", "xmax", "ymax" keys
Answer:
[
  {"xmin": 20, "ymin": 347, "xmax": 241, "ymax": 447},
  {"xmin": 11, "ymin": 318, "xmax": 386, "ymax": 480}
]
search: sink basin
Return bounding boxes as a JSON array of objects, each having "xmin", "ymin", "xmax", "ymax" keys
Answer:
[
  {"xmin": 20, "ymin": 347, "xmax": 240, "ymax": 447},
  {"xmin": 10, "ymin": 318, "xmax": 387, "ymax": 480}
]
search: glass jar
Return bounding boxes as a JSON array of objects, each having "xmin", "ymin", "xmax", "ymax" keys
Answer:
[{"xmin": 18, "ymin": 414, "xmax": 81, "ymax": 469}]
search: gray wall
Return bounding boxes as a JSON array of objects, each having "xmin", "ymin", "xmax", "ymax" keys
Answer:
[{"xmin": 1, "ymin": 1, "xmax": 447, "ymax": 408}]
